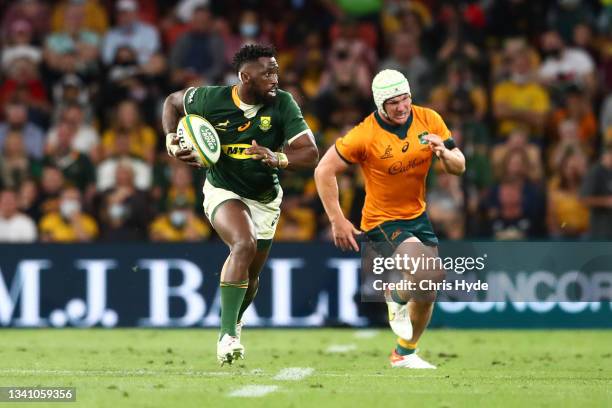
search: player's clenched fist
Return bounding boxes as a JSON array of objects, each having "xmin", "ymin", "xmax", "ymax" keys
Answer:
[{"xmin": 422, "ymin": 134, "xmax": 446, "ymax": 158}]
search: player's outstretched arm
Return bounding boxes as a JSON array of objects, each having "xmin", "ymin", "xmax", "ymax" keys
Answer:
[
  {"xmin": 314, "ymin": 147, "xmax": 362, "ymax": 251},
  {"xmin": 162, "ymin": 89, "xmax": 201, "ymax": 167}
]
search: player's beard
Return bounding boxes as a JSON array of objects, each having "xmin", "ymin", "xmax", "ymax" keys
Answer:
[{"xmin": 255, "ymin": 87, "xmax": 278, "ymax": 105}]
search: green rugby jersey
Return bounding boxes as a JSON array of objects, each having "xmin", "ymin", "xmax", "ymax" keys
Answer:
[{"xmin": 183, "ymin": 86, "xmax": 309, "ymax": 203}]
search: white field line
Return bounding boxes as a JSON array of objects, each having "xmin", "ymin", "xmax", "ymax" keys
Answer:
[
  {"xmin": 326, "ymin": 344, "xmax": 357, "ymax": 353},
  {"xmin": 0, "ymin": 368, "xmax": 457, "ymax": 379},
  {"xmin": 354, "ymin": 330, "xmax": 379, "ymax": 339},
  {"xmin": 228, "ymin": 385, "xmax": 278, "ymax": 397},
  {"xmin": 273, "ymin": 367, "xmax": 314, "ymax": 381},
  {"xmin": 228, "ymin": 367, "xmax": 314, "ymax": 398},
  {"xmin": 0, "ymin": 368, "xmax": 234, "ymax": 377}
]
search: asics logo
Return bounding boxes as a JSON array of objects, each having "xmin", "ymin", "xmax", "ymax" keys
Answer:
[{"xmin": 238, "ymin": 121, "xmax": 251, "ymax": 132}]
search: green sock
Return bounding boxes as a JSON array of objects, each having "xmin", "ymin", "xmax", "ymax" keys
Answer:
[
  {"xmin": 237, "ymin": 284, "xmax": 258, "ymax": 322},
  {"xmin": 391, "ymin": 288, "xmax": 407, "ymax": 305},
  {"xmin": 220, "ymin": 280, "xmax": 248, "ymax": 337},
  {"xmin": 396, "ymin": 339, "xmax": 417, "ymax": 356}
]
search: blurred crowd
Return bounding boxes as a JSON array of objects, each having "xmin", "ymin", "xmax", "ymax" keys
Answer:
[{"xmin": 0, "ymin": 0, "xmax": 611, "ymax": 243}]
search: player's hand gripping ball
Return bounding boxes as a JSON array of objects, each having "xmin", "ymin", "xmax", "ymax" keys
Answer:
[{"xmin": 174, "ymin": 114, "xmax": 221, "ymax": 167}]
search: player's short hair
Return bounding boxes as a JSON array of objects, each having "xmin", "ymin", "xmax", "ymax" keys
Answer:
[{"xmin": 232, "ymin": 44, "xmax": 276, "ymax": 72}]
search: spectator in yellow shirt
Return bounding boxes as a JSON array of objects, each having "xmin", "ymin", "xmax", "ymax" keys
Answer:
[
  {"xmin": 547, "ymin": 148, "xmax": 589, "ymax": 238},
  {"xmin": 39, "ymin": 186, "xmax": 98, "ymax": 242},
  {"xmin": 102, "ymin": 100, "xmax": 156, "ymax": 163},
  {"xmin": 493, "ymin": 46, "xmax": 550, "ymax": 137},
  {"xmin": 275, "ymin": 195, "xmax": 317, "ymax": 241},
  {"xmin": 149, "ymin": 197, "xmax": 210, "ymax": 242},
  {"xmin": 50, "ymin": 0, "xmax": 108, "ymax": 36}
]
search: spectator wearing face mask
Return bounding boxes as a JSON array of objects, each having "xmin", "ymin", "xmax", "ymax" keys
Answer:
[
  {"xmin": 158, "ymin": 163, "xmax": 198, "ymax": 212},
  {"xmin": 538, "ymin": 28, "xmax": 596, "ymax": 96},
  {"xmin": 96, "ymin": 160, "xmax": 150, "ymax": 241},
  {"xmin": 149, "ymin": 196, "xmax": 210, "ymax": 242},
  {"xmin": 39, "ymin": 186, "xmax": 98, "ymax": 242},
  {"xmin": 236, "ymin": 9, "xmax": 270, "ymax": 46},
  {"xmin": 318, "ymin": 21, "xmax": 376, "ymax": 99}
]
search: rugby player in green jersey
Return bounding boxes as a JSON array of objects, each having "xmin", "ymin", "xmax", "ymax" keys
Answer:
[{"xmin": 162, "ymin": 45, "xmax": 318, "ymax": 365}]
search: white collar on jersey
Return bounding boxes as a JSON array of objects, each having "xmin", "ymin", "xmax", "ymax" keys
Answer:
[
  {"xmin": 239, "ymin": 100, "xmax": 263, "ymax": 119},
  {"xmin": 234, "ymin": 84, "xmax": 263, "ymax": 119}
]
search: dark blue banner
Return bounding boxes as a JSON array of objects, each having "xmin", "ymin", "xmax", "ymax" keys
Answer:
[{"xmin": 0, "ymin": 243, "xmax": 611, "ymax": 328}]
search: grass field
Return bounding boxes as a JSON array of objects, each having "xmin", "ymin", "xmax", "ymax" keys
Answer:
[{"xmin": 1, "ymin": 329, "xmax": 611, "ymax": 407}]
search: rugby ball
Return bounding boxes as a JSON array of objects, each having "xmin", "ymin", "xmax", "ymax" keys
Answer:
[{"xmin": 176, "ymin": 114, "xmax": 220, "ymax": 167}]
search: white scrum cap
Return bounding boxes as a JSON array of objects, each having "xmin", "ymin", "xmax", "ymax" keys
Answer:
[{"xmin": 371, "ymin": 69, "xmax": 411, "ymax": 117}]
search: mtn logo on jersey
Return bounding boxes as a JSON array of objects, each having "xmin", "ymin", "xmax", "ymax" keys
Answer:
[
  {"xmin": 222, "ymin": 143, "xmax": 254, "ymax": 159},
  {"xmin": 259, "ymin": 116, "xmax": 272, "ymax": 131}
]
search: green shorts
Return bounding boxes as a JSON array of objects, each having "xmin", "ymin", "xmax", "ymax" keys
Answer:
[{"xmin": 364, "ymin": 212, "xmax": 438, "ymax": 256}]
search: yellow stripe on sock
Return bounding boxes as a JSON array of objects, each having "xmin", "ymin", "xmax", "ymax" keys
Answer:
[
  {"xmin": 397, "ymin": 338, "xmax": 417, "ymax": 349},
  {"xmin": 220, "ymin": 280, "xmax": 249, "ymax": 288}
]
